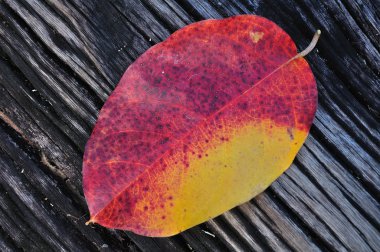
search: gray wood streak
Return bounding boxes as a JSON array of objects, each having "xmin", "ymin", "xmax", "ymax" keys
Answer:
[{"xmin": 0, "ymin": 0, "xmax": 379, "ymax": 251}]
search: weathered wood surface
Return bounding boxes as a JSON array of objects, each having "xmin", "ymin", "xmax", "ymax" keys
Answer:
[{"xmin": 0, "ymin": 0, "xmax": 379, "ymax": 251}]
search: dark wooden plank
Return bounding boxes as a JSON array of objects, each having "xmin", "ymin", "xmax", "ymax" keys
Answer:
[{"xmin": 0, "ymin": 0, "xmax": 379, "ymax": 251}]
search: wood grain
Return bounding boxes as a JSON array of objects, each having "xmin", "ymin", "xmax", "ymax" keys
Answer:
[{"xmin": 0, "ymin": 0, "xmax": 379, "ymax": 251}]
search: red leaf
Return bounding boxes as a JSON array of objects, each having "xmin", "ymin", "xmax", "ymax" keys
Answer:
[{"xmin": 83, "ymin": 15, "xmax": 319, "ymax": 237}]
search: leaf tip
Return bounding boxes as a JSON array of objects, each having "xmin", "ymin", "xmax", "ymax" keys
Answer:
[{"xmin": 85, "ymin": 218, "xmax": 95, "ymax": 226}]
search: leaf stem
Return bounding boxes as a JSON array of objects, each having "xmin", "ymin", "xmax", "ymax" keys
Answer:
[{"xmin": 293, "ymin": 30, "xmax": 321, "ymax": 59}]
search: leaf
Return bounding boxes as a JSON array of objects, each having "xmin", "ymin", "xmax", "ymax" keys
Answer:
[{"xmin": 83, "ymin": 15, "xmax": 319, "ymax": 237}]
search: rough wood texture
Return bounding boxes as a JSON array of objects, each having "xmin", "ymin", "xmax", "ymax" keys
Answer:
[{"xmin": 0, "ymin": 0, "xmax": 379, "ymax": 251}]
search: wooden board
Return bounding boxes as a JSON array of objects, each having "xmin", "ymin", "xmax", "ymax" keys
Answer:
[{"xmin": 0, "ymin": 0, "xmax": 379, "ymax": 251}]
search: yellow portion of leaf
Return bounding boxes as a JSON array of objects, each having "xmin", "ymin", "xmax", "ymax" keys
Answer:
[{"xmin": 170, "ymin": 120, "xmax": 307, "ymax": 233}]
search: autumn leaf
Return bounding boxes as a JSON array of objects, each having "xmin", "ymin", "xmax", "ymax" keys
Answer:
[{"xmin": 83, "ymin": 15, "xmax": 320, "ymax": 237}]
